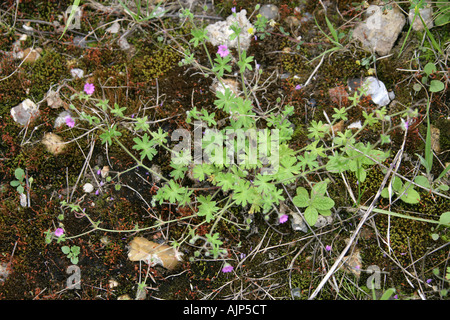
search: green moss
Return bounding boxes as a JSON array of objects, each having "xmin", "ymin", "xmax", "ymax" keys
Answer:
[
  {"xmin": 28, "ymin": 50, "xmax": 67, "ymax": 101},
  {"xmin": 130, "ymin": 44, "xmax": 180, "ymax": 83}
]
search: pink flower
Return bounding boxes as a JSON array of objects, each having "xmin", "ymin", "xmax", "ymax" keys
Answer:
[
  {"xmin": 54, "ymin": 228, "xmax": 64, "ymax": 237},
  {"xmin": 325, "ymin": 245, "xmax": 332, "ymax": 251},
  {"xmin": 222, "ymin": 264, "xmax": 234, "ymax": 273},
  {"xmin": 65, "ymin": 115, "xmax": 75, "ymax": 128},
  {"xmin": 295, "ymin": 84, "xmax": 302, "ymax": 90},
  {"xmin": 279, "ymin": 214, "xmax": 288, "ymax": 224},
  {"xmin": 84, "ymin": 83, "xmax": 95, "ymax": 95},
  {"xmin": 217, "ymin": 45, "xmax": 229, "ymax": 58}
]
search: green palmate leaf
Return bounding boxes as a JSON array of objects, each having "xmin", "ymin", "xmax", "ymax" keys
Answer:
[
  {"xmin": 200, "ymin": 108, "xmax": 216, "ymax": 126},
  {"xmin": 326, "ymin": 152, "xmax": 349, "ymax": 173},
  {"xmin": 134, "ymin": 116, "xmax": 150, "ymax": 132},
  {"xmin": 99, "ymin": 124, "xmax": 122, "ymax": 145},
  {"xmin": 192, "ymin": 163, "xmax": 214, "ymax": 181},
  {"xmin": 190, "ymin": 28, "xmax": 209, "ymax": 47},
  {"xmin": 237, "ymin": 49, "xmax": 254, "ymax": 73},
  {"xmin": 232, "ymin": 180, "xmax": 256, "ymax": 206},
  {"xmin": 212, "ymin": 55, "xmax": 232, "ymax": 78},
  {"xmin": 363, "ymin": 110, "xmax": 378, "ymax": 126},
  {"xmin": 304, "ymin": 206, "xmax": 318, "ymax": 226},
  {"xmin": 269, "ymin": 188, "xmax": 285, "ymax": 206},
  {"xmin": 275, "ymin": 154, "xmax": 301, "ymax": 183},
  {"xmin": 205, "ymin": 232, "xmax": 223, "ymax": 258},
  {"xmin": 214, "ymin": 172, "xmax": 235, "ymax": 191},
  {"xmin": 380, "ymin": 134, "xmax": 391, "ymax": 144},
  {"xmin": 111, "ymin": 102, "xmax": 126, "ymax": 117},
  {"xmin": 307, "ymin": 120, "xmax": 328, "ymax": 140},
  {"xmin": 95, "ymin": 99, "xmax": 109, "ymax": 111},
  {"xmin": 214, "ymin": 87, "xmax": 237, "ymax": 113},
  {"xmin": 332, "ymin": 107, "xmax": 348, "ymax": 121},
  {"xmin": 150, "ymin": 127, "xmax": 168, "ymax": 146},
  {"xmin": 170, "ymin": 162, "xmax": 188, "ymax": 180},
  {"xmin": 297, "ymin": 152, "xmax": 319, "ymax": 171},
  {"xmin": 293, "ymin": 187, "xmax": 310, "ymax": 208},
  {"xmin": 254, "ymin": 173, "xmax": 276, "ymax": 195},
  {"xmin": 197, "ymin": 195, "xmax": 219, "ymax": 223},
  {"xmin": 133, "ymin": 133, "xmax": 157, "ymax": 161},
  {"xmin": 155, "ymin": 180, "xmax": 188, "ymax": 204},
  {"xmin": 71, "ymin": 246, "xmax": 80, "ymax": 255}
]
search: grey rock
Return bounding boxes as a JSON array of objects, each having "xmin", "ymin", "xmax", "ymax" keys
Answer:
[
  {"xmin": 353, "ymin": 4, "xmax": 406, "ymax": 56},
  {"xmin": 259, "ymin": 4, "xmax": 279, "ymax": 21},
  {"xmin": 11, "ymin": 98, "xmax": 40, "ymax": 125},
  {"xmin": 408, "ymin": 0, "xmax": 433, "ymax": 31}
]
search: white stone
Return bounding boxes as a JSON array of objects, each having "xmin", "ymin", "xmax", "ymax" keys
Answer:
[
  {"xmin": 20, "ymin": 193, "xmax": 28, "ymax": 207},
  {"xmin": 46, "ymin": 89, "xmax": 64, "ymax": 109},
  {"xmin": 363, "ymin": 76, "xmax": 391, "ymax": 106},
  {"xmin": 205, "ymin": 9, "xmax": 254, "ymax": 50},
  {"xmin": 348, "ymin": 120, "xmax": 362, "ymax": 130},
  {"xmin": 106, "ymin": 21, "xmax": 120, "ymax": 34},
  {"xmin": 70, "ymin": 68, "xmax": 84, "ymax": 78},
  {"xmin": 11, "ymin": 98, "xmax": 40, "ymax": 125},
  {"xmin": 118, "ymin": 37, "xmax": 131, "ymax": 50},
  {"xmin": 0, "ymin": 263, "xmax": 10, "ymax": 282},
  {"xmin": 83, "ymin": 183, "xmax": 94, "ymax": 193}
]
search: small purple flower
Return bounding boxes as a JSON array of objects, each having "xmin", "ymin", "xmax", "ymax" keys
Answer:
[
  {"xmin": 231, "ymin": 7, "xmax": 236, "ymax": 13},
  {"xmin": 95, "ymin": 189, "xmax": 100, "ymax": 195},
  {"xmin": 97, "ymin": 169, "xmax": 101, "ymax": 175},
  {"xmin": 84, "ymin": 83, "xmax": 95, "ymax": 95},
  {"xmin": 325, "ymin": 245, "xmax": 332, "ymax": 252},
  {"xmin": 295, "ymin": 84, "xmax": 302, "ymax": 90},
  {"xmin": 426, "ymin": 279, "xmax": 432, "ymax": 284},
  {"xmin": 222, "ymin": 264, "xmax": 234, "ymax": 273},
  {"xmin": 279, "ymin": 214, "xmax": 288, "ymax": 224},
  {"xmin": 54, "ymin": 228, "xmax": 64, "ymax": 237},
  {"xmin": 65, "ymin": 115, "xmax": 75, "ymax": 128},
  {"xmin": 217, "ymin": 44, "xmax": 230, "ymax": 58}
]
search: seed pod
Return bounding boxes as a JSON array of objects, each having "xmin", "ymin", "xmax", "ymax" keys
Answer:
[{"xmin": 127, "ymin": 237, "xmax": 183, "ymax": 271}]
